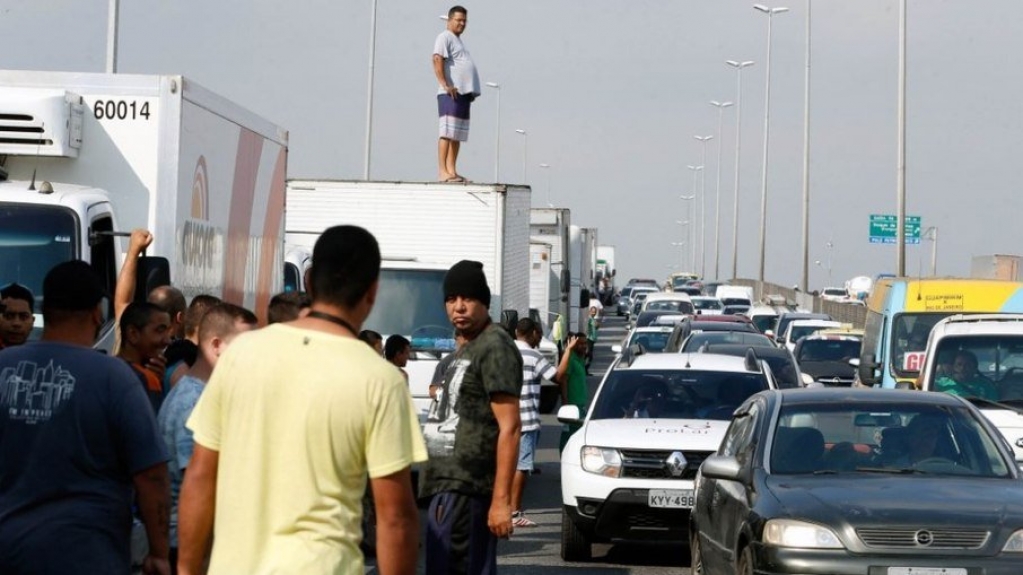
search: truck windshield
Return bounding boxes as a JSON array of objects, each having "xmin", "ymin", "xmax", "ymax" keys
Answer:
[
  {"xmin": 927, "ymin": 335, "xmax": 1023, "ymax": 399},
  {"xmin": 892, "ymin": 313, "xmax": 953, "ymax": 376},
  {"xmin": 0, "ymin": 204, "xmax": 77, "ymax": 308},
  {"xmin": 362, "ymin": 268, "xmax": 453, "ymax": 351}
]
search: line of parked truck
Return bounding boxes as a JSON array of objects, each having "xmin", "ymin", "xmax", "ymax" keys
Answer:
[{"xmin": 0, "ymin": 69, "xmax": 614, "ymax": 419}]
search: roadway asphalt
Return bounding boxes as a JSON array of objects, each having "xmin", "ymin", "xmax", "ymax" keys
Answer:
[{"xmin": 368, "ymin": 314, "xmax": 694, "ymax": 575}]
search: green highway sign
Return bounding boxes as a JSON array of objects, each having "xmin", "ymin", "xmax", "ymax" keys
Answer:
[{"xmin": 870, "ymin": 214, "xmax": 921, "ymax": 244}]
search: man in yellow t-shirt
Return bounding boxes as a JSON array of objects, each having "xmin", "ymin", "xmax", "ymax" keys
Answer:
[{"xmin": 177, "ymin": 225, "xmax": 428, "ymax": 575}]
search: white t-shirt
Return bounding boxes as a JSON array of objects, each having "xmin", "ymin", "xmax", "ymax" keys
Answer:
[{"xmin": 434, "ymin": 30, "xmax": 481, "ymax": 96}]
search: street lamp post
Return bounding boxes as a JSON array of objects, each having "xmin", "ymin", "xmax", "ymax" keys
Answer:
[
  {"xmin": 675, "ymin": 217, "xmax": 692, "ymax": 271},
  {"xmin": 896, "ymin": 0, "xmax": 908, "ymax": 276},
  {"xmin": 924, "ymin": 226, "xmax": 938, "ymax": 276},
  {"xmin": 363, "ymin": 0, "xmax": 379, "ymax": 180},
  {"xmin": 754, "ymin": 4, "xmax": 789, "ymax": 286},
  {"xmin": 539, "ymin": 163, "xmax": 552, "ymax": 207},
  {"xmin": 684, "ymin": 174, "xmax": 699, "ymax": 274},
  {"xmin": 800, "ymin": 0, "xmax": 813, "ymax": 293},
  {"xmin": 694, "ymin": 136, "xmax": 713, "ymax": 279},
  {"xmin": 726, "ymin": 60, "xmax": 754, "ymax": 280},
  {"xmin": 710, "ymin": 101, "xmax": 733, "ymax": 281},
  {"xmin": 106, "ymin": 0, "xmax": 120, "ymax": 73},
  {"xmin": 515, "ymin": 129, "xmax": 528, "ymax": 183},
  {"xmin": 486, "ymin": 82, "xmax": 501, "ymax": 182}
]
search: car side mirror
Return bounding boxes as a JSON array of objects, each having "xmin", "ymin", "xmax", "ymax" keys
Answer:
[
  {"xmin": 700, "ymin": 455, "xmax": 743, "ymax": 481},
  {"xmin": 557, "ymin": 405, "xmax": 582, "ymax": 424},
  {"xmin": 801, "ymin": 373, "xmax": 815, "ymax": 386},
  {"xmin": 858, "ymin": 353, "xmax": 879, "ymax": 385},
  {"xmin": 135, "ymin": 256, "xmax": 171, "ymax": 303},
  {"xmin": 611, "ymin": 344, "xmax": 622, "ymax": 354},
  {"xmin": 765, "ymin": 330, "xmax": 775, "ymax": 338},
  {"xmin": 848, "ymin": 358, "xmax": 860, "ymax": 368}
]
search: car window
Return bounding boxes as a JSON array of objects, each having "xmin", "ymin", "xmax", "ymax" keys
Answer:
[
  {"xmin": 892, "ymin": 312, "xmax": 952, "ymax": 376},
  {"xmin": 682, "ymin": 331, "xmax": 774, "ymax": 352},
  {"xmin": 646, "ymin": 300, "xmax": 695, "ymax": 314},
  {"xmin": 751, "ymin": 314, "xmax": 777, "ymax": 334},
  {"xmin": 719, "ymin": 402, "xmax": 760, "ymax": 458},
  {"xmin": 590, "ymin": 369, "xmax": 770, "ymax": 421},
  {"xmin": 788, "ymin": 325, "xmax": 833, "ymax": 343},
  {"xmin": 762, "ymin": 355, "xmax": 800, "ymax": 389},
  {"xmin": 627, "ymin": 331, "xmax": 671, "ymax": 353},
  {"xmin": 797, "ymin": 340, "xmax": 862, "ymax": 363},
  {"xmin": 927, "ymin": 335, "xmax": 1023, "ymax": 399},
  {"xmin": 770, "ymin": 403, "xmax": 1011, "ymax": 476}
]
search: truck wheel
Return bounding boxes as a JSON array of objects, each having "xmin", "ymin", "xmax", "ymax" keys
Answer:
[{"xmin": 560, "ymin": 508, "xmax": 591, "ymax": 561}]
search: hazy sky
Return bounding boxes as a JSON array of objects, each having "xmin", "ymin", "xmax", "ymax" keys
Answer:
[{"xmin": 3, "ymin": 0, "xmax": 1022, "ymax": 288}]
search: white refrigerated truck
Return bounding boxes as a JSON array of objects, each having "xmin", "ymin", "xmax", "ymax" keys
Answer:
[
  {"xmin": 530, "ymin": 207, "xmax": 572, "ymax": 339},
  {"xmin": 0, "ymin": 70, "xmax": 288, "ymax": 348},
  {"xmin": 284, "ymin": 180, "xmax": 532, "ymax": 420}
]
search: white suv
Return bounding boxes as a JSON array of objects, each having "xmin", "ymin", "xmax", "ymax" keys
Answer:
[{"xmin": 557, "ymin": 350, "xmax": 777, "ymax": 561}]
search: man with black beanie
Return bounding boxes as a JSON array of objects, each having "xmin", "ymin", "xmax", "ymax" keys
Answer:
[{"xmin": 420, "ymin": 259, "xmax": 523, "ymax": 575}]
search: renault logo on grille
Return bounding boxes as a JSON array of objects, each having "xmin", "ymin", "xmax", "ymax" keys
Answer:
[
  {"xmin": 665, "ymin": 452, "xmax": 688, "ymax": 477},
  {"xmin": 915, "ymin": 530, "xmax": 934, "ymax": 546}
]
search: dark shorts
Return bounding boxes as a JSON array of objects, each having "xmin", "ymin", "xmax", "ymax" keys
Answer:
[
  {"xmin": 438, "ymin": 93, "xmax": 474, "ymax": 142},
  {"xmin": 426, "ymin": 491, "xmax": 497, "ymax": 575}
]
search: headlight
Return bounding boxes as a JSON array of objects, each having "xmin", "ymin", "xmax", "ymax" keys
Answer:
[
  {"xmin": 1003, "ymin": 529, "xmax": 1023, "ymax": 552},
  {"xmin": 581, "ymin": 446, "xmax": 622, "ymax": 478},
  {"xmin": 763, "ymin": 519, "xmax": 844, "ymax": 549}
]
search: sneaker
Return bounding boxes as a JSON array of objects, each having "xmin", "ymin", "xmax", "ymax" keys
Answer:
[{"xmin": 512, "ymin": 511, "xmax": 538, "ymax": 527}]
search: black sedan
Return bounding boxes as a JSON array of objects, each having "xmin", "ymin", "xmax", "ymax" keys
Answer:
[{"xmin": 691, "ymin": 388, "xmax": 1023, "ymax": 575}]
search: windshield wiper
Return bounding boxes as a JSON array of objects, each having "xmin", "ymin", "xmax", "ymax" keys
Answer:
[
  {"xmin": 853, "ymin": 466, "xmax": 926, "ymax": 475},
  {"xmin": 963, "ymin": 396, "xmax": 1023, "ymax": 416}
]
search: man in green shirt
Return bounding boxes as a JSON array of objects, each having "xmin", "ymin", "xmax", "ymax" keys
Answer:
[
  {"xmin": 585, "ymin": 306, "xmax": 599, "ymax": 375},
  {"xmin": 560, "ymin": 332, "xmax": 589, "ymax": 453},
  {"xmin": 935, "ymin": 350, "xmax": 998, "ymax": 401}
]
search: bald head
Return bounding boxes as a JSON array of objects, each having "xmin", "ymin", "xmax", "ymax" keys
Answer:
[{"xmin": 148, "ymin": 285, "xmax": 187, "ymax": 338}]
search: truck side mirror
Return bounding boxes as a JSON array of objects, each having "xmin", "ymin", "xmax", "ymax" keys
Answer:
[
  {"xmin": 858, "ymin": 353, "xmax": 879, "ymax": 385},
  {"xmin": 134, "ymin": 256, "xmax": 171, "ymax": 303},
  {"xmin": 561, "ymin": 269, "xmax": 570, "ymax": 294}
]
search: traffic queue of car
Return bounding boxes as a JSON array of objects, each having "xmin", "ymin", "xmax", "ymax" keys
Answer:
[{"xmin": 557, "ymin": 276, "xmax": 1023, "ymax": 575}]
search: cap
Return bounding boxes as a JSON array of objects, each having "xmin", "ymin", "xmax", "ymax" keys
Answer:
[
  {"xmin": 43, "ymin": 260, "xmax": 108, "ymax": 311},
  {"xmin": 443, "ymin": 260, "xmax": 491, "ymax": 308}
]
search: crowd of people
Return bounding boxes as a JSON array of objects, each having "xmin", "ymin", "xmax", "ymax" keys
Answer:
[{"xmin": 0, "ymin": 221, "xmax": 586, "ymax": 575}]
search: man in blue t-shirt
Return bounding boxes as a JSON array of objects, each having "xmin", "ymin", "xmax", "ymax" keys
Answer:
[
  {"xmin": 0, "ymin": 261, "xmax": 170, "ymax": 574},
  {"xmin": 157, "ymin": 302, "xmax": 257, "ymax": 567}
]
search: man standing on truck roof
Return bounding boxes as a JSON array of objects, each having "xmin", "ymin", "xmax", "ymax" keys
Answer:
[
  {"xmin": 0, "ymin": 261, "xmax": 171, "ymax": 575},
  {"xmin": 433, "ymin": 5, "xmax": 481, "ymax": 183},
  {"xmin": 177, "ymin": 225, "xmax": 426, "ymax": 575},
  {"xmin": 420, "ymin": 260, "xmax": 522, "ymax": 575},
  {"xmin": 0, "ymin": 283, "xmax": 35, "ymax": 349}
]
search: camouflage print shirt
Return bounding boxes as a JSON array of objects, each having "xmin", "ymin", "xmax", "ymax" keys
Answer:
[{"xmin": 420, "ymin": 323, "xmax": 523, "ymax": 498}]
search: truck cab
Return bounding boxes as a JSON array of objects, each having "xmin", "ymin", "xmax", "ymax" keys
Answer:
[
  {"xmin": 1, "ymin": 183, "xmax": 120, "ymax": 349},
  {"xmin": 918, "ymin": 313, "xmax": 1023, "ymax": 463}
]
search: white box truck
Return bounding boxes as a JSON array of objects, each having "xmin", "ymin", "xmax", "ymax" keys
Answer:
[
  {"xmin": 971, "ymin": 255, "xmax": 1022, "ymax": 282},
  {"xmin": 596, "ymin": 244, "xmax": 617, "ymax": 305},
  {"xmin": 284, "ymin": 180, "xmax": 531, "ymax": 419},
  {"xmin": 529, "ymin": 241, "xmax": 553, "ymax": 329},
  {"xmin": 530, "ymin": 207, "xmax": 571, "ymax": 339},
  {"xmin": 0, "ymin": 70, "xmax": 288, "ymax": 349}
]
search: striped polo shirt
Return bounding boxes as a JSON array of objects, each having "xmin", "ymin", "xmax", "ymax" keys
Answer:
[{"xmin": 514, "ymin": 340, "xmax": 557, "ymax": 432}]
